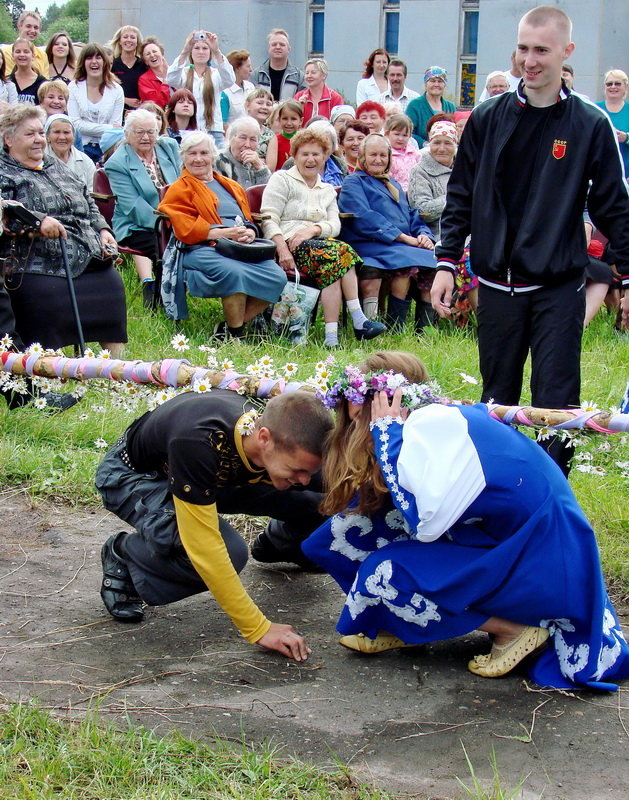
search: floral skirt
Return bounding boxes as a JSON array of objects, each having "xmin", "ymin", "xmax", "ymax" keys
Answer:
[
  {"xmin": 415, "ymin": 246, "xmax": 477, "ymax": 293},
  {"xmin": 293, "ymin": 238, "xmax": 361, "ymax": 290}
]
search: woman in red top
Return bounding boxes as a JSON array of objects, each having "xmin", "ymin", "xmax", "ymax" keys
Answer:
[
  {"xmin": 294, "ymin": 58, "xmax": 343, "ymax": 125},
  {"xmin": 138, "ymin": 37, "xmax": 171, "ymax": 108}
]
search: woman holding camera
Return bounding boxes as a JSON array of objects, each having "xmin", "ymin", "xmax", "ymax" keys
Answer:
[
  {"xmin": 166, "ymin": 31, "xmax": 234, "ymax": 148},
  {"xmin": 0, "ymin": 105, "xmax": 126, "ymax": 353}
]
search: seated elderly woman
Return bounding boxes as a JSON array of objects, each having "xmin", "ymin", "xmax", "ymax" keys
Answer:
[
  {"xmin": 338, "ymin": 133, "xmax": 435, "ymax": 329},
  {"xmin": 0, "ymin": 105, "xmax": 126, "ymax": 354},
  {"xmin": 214, "ymin": 117, "xmax": 271, "ymax": 189},
  {"xmin": 104, "ymin": 108, "xmax": 181, "ymax": 306},
  {"xmin": 356, "ymin": 101, "xmax": 386, "ymax": 135},
  {"xmin": 45, "ymin": 113, "xmax": 95, "ymax": 188},
  {"xmin": 339, "ymin": 120, "xmax": 370, "ymax": 173},
  {"xmin": 261, "ymin": 128, "xmax": 385, "ymax": 347},
  {"xmin": 408, "ymin": 120, "xmax": 478, "ymax": 326},
  {"xmin": 158, "ymin": 132, "xmax": 286, "ymax": 340},
  {"xmin": 281, "ymin": 120, "xmax": 348, "ymax": 187}
]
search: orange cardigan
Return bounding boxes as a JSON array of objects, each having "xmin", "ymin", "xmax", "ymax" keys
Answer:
[{"xmin": 157, "ymin": 169, "xmax": 253, "ymax": 245}]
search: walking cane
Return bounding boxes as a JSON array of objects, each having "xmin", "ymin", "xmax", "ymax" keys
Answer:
[{"xmin": 59, "ymin": 237, "xmax": 86, "ymax": 356}]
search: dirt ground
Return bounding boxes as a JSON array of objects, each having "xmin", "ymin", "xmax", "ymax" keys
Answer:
[{"xmin": 0, "ymin": 491, "xmax": 627, "ymax": 800}]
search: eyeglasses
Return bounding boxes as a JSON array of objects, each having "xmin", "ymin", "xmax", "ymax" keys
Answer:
[
  {"xmin": 605, "ymin": 81, "xmax": 625, "ymax": 87},
  {"xmin": 132, "ymin": 129, "xmax": 157, "ymax": 137}
]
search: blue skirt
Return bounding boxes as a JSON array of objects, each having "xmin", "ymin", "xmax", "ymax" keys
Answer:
[
  {"xmin": 303, "ymin": 405, "xmax": 629, "ymax": 692},
  {"xmin": 183, "ymin": 246, "xmax": 286, "ymax": 303}
]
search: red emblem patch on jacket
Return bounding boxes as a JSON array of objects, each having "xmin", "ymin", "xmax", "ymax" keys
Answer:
[{"xmin": 552, "ymin": 139, "xmax": 567, "ymax": 159}]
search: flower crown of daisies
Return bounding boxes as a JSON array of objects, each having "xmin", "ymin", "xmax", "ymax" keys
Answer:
[{"xmin": 317, "ymin": 366, "xmax": 443, "ymax": 410}]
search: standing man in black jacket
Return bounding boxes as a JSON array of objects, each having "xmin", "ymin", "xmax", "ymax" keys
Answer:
[{"xmin": 432, "ymin": 5, "xmax": 629, "ymax": 474}]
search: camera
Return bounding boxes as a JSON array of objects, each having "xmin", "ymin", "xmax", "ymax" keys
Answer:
[
  {"xmin": 193, "ymin": 31, "xmax": 206, "ymax": 41},
  {"xmin": 2, "ymin": 202, "xmax": 41, "ymax": 234}
]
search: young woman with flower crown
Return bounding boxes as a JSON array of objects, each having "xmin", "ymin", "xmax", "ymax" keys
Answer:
[{"xmin": 303, "ymin": 350, "xmax": 629, "ymax": 691}]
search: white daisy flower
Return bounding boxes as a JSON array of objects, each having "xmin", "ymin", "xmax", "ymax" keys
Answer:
[
  {"xmin": 94, "ymin": 438, "xmax": 108, "ymax": 449},
  {"xmin": 0, "ymin": 333, "xmax": 13, "ymax": 350},
  {"xmin": 459, "ymin": 372, "xmax": 478, "ymax": 384},
  {"xmin": 597, "ymin": 441, "xmax": 612, "ymax": 452},
  {"xmin": 575, "ymin": 464, "xmax": 606, "ymax": 475},
  {"xmin": 220, "ymin": 359, "xmax": 234, "ymax": 371},
  {"xmin": 198, "ymin": 345, "xmax": 217, "ymax": 354},
  {"xmin": 78, "ymin": 413, "xmax": 88, "ymax": 420},
  {"xmin": 580, "ymin": 400, "xmax": 600, "ymax": 412},
  {"xmin": 26, "ymin": 342, "xmax": 44, "ymax": 355},
  {"xmin": 33, "ymin": 396, "xmax": 48, "ymax": 410},
  {"xmin": 92, "ymin": 404, "xmax": 106, "ymax": 412},
  {"xmin": 536, "ymin": 426, "xmax": 556, "ymax": 441},
  {"xmin": 283, "ymin": 362, "xmax": 298, "ymax": 377},
  {"xmin": 71, "ymin": 385, "xmax": 88, "ymax": 399},
  {"xmin": 98, "ymin": 348, "xmax": 111, "ymax": 359},
  {"xmin": 11, "ymin": 378, "xmax": 28, "ymax": 394},
  {"xmin": 170, "ymin": 333, "xmax": 190, "ymax": 352},
  {"xmin": 247, "ymin": 363, "xmax": 261, "ymax": 376},
  {"xmin": 574, "ymin": 452, "xmax": 593, "ymax": 462},
  {"xmin": 84, "ymin": 347, "xmax": 95, "ymax": 358},
  {"xmin": 258, "ymin": 354, "xmax": 274, "ymax": 368},
  {"xmin": 192, "ymin": 379, "xmax": 212, "ymax": 393},
  {"xmin": 206, "ymin": 356, "xmax": 218, "ymax": 369}
]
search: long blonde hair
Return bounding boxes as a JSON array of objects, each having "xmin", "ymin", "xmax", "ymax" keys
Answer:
[
  {"xmin": 321, "ymin": 351, "xmax": 429, "ymax": 517},
  {"xmin": 185, "ymin": 44, "xmax": 216, "ymax": 131}
]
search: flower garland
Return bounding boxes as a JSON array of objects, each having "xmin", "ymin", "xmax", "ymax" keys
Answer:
[{"xmin": 317, "ymin": 366, "xmax": 445, "ymax": 410}]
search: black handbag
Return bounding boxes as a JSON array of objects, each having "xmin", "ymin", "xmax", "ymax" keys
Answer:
[{"xmin": 214, "ymin": 237, "xmax": 277, "ymax": 262}]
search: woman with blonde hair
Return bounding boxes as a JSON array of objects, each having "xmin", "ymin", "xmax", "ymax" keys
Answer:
[
  {"xmin": 10, "ymin": 39, "xmax": 47, "ymax": 104},
  {"xmin": 302, "ymin": 350, "xmax": 629, "ymax": 691},
  {"xmin": 596, "ymin": 68, "xmax": 629, "ymax": 177},
  {"xmin": 137, "ymin": 37, "xmax": 170, "ymax": 108},
  {"xmin": 110, "ymin": 25, "xmax": 146, "ymax": 110},
  {"xmin": 166, "ymin": 30, "xmax": 234, "ymax": 147},
  {"xmin": 294, "ymin": 58, "xmax": 344, "ymax": 125}
]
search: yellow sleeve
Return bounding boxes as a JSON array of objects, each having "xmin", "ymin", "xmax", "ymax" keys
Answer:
[{"xmin": 173, "ymin": 496, "xmax": 271, "ymax": 643}]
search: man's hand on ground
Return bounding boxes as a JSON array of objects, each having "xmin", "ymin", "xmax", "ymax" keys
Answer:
[{"xmin": 257, "ymin": 622, "xmax": 311, "ymax": 662}]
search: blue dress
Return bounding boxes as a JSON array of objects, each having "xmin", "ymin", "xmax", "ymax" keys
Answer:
[
  {"xmin": 182, "ymin": 179, "xmax": 286, "ymax": 304},
  {"xmin": 303, "ymin": 404, "xmax": 629, "ymax": 691},
  {"xmin": 338, "ymin": 171, "xmax": 436, "ymax": 271}
]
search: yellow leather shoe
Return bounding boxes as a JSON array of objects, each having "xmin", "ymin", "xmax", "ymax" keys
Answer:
[
  {"xmin": 339, "ymin": 631, "xmax": 416, "ymax": 654},
  {"xmin": 468, "ymin": 625, "xmax": 550, "ymax": 678}
]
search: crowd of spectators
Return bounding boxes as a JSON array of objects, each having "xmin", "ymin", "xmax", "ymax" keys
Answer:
[{"xmin": 0, "ymin": 9, "xmax": 626, "ymax": 355}]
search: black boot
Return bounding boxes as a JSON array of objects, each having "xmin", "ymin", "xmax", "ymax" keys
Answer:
[
  {"xmin": 386, "ymin": 295, "xmax": 411, "ymax": 333},
  {"xmin": 251, "ymin": 521, "xmax": 323, "ymax": 571},
  {"xmin": 415, "ymin": 300, "xmax": 437, "ymax": 335},
  {"xmin": 100, "ymin": 533, "xmax": 144, "ymax": 622},
  {"xmin": 142, "ymin": 280, "xmax": 159, "ymax": 311}
]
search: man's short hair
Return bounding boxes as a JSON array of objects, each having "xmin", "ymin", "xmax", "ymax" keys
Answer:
[
  {"xmin": 18, "ymin": 11, "xmax": 41, "ymax": 28},
  {"xmin": 388, "ymin": 59, "xmax": 407, "ymax": 77},
  {"xmin": 520, "ymin": 6, "xmax": 572, "ymax": 43},
  {"xmin": 259, "ymin": 392, "xmax": 333, "ymax": 458},
  {"xmin": 267, "ymin": 29, "xmax": 290, "ymax": 44}
]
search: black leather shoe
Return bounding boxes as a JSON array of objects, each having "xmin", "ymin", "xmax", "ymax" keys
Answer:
[
  {"xmin": 251, "ymin": 530, "xmax": 323, "ymax": 572},
  {"xmin": 354, "ymin": 319, "xmax": 387, "ymax": 340},
  {"xmin": 100, "ymin": 533, "xmax": 144, "ymax": 622}
]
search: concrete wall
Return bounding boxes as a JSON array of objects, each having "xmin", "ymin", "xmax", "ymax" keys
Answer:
[{"xmin": 90, "ymin": 0, "xmax": 629, "ymax": 106}]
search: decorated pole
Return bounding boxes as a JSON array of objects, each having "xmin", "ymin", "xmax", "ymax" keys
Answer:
[{"xmin": 1, "ymin": 351, "xmax": 629, "ymax": 433}]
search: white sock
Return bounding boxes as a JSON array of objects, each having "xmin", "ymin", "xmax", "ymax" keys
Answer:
[
  {"xmin": 346, "ymin": 299, "xmax": 368, "ymax": 329},
  {"xmin": 362, "ymin": 296, "xmax": 379, "ymax": 320},
  {"xmin": 324, "ymin": 322, "xmax": 338, "ymax": 346}
]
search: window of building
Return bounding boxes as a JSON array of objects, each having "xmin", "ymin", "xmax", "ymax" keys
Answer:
[
  {"xmin": 310, "ymin": 2, "xmax": 325, "ymax": 56},
  {"xmin": 384, "ymin": 3, "xmax": 400, "ymax": 55},
  {"xmin": 459, "ymin": 1, "xmax": 479, "ymax": 107}
]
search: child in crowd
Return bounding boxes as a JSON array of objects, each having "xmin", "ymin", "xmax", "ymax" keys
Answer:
[
  {"xmin": 265, "ymin": 100, "xmax": 303, "ymax": 171},
  {"xmin": 384, "ymin": 113, "xmax": 420, "ymax": 192},
  {"xmin": 244, "ymin": 87, "xmax": 274, "ymax": 158}
]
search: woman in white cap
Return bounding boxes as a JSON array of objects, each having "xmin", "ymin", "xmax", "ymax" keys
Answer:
[{"xmin": 45, "ymin": 113, "xmax": 96, "ymax": 188}]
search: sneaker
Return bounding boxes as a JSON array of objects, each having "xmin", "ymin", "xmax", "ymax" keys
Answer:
[
  {"xmin": 100, "ymin": 533, "xmax": 144, "ymax": 623},
  {"xmin": 354, "ymin": 319, "xmax": 387, "ymax": 341},
  {"xmin": 213, "ymin": 321, "xmax": 227, "ymax": 341}
]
